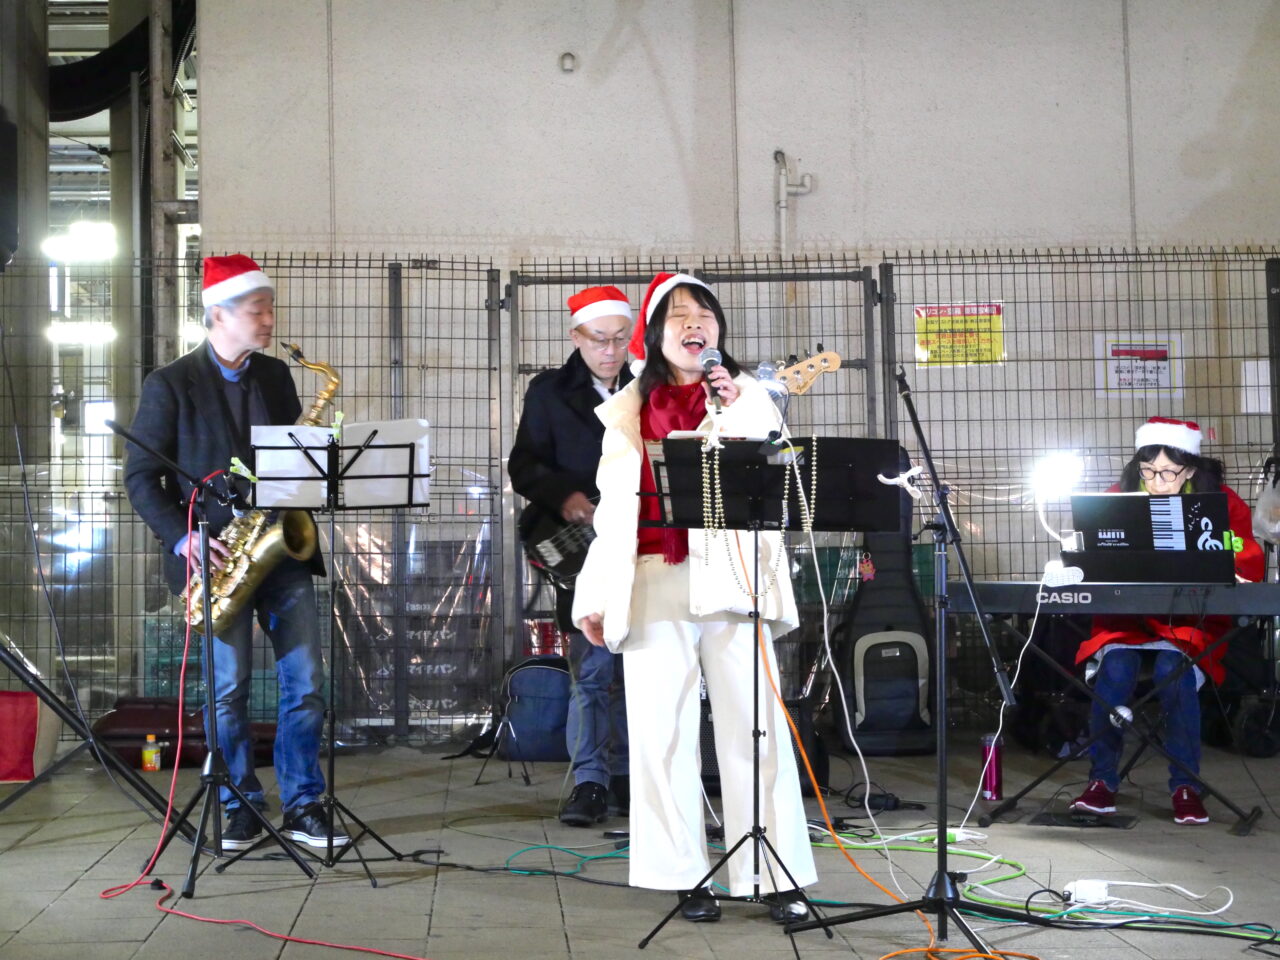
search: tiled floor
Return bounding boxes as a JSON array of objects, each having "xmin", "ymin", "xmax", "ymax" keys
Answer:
[{"xmin": 1, "ymin": 734, "xmax": 1277, "ymax": 959}]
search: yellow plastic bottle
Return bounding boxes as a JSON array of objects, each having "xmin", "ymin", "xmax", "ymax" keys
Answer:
[{"xmin": 141, "ymin": 734, "xmax": 161, "ymax": 772}]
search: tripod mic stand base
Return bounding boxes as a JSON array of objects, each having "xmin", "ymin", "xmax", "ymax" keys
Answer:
[{"xmin": 785, "ymin": 870, "xmax": 1059, "ymax": 952}]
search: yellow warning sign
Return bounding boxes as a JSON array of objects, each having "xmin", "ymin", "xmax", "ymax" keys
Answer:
[{"xmin": 914, "ymin": 303, "xmax": 1005, "ymax": 366}]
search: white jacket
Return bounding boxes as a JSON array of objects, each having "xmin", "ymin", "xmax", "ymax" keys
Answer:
[{"xmin": 571, "ymin": 374, "xmax": 800, "ymax": 651}]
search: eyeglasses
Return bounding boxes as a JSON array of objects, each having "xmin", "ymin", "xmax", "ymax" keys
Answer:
[
  {"xmin": 577, "ymin": 334, "xmax": 630, "ymax": 352},
  {"xmin": 1139, "ymin": 464, "xmax": 1186, "ymax": 484}
]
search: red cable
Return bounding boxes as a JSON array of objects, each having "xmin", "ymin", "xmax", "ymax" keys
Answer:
[{"xmin": 98, "ymin": 473, "xmax": 429, "ymax": 958}]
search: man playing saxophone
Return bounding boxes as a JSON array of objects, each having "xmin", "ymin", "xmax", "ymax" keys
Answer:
[{"xmin": 124, "ymin": 255, "xmax": 345, "ymax": 851}]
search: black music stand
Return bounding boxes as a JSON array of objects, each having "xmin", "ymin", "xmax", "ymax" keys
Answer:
[
  {"xmin": 218, "ymin": 419, "xmax": 431, "ymax": 884},
  {"xmin": 105, "ymin": 420, "xmax": 315, "ymax": 896},
  {"xmin": 786, "ymin": 370, "xmax": 1054, "ymax": 954},
  {"xmin": 635, "ymin": 435, "xmax": 900, "ymax": 949},
  {"xmin": 981, "ymin": 613, "xmax": 1264, "ymax": 835}
]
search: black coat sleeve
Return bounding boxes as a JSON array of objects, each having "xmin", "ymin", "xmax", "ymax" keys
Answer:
[
  {"xmin": 507, "ymin": 377, "xmax": 584, "ymax": 516},
  {"xmin": 123, "ymin": 368, "xmax": 190, "ymax": 553}
]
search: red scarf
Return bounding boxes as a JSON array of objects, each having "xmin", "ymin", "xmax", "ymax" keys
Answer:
[{"xmin": 638, "ymin": 381, "xmax": 707, "ymax": 563}]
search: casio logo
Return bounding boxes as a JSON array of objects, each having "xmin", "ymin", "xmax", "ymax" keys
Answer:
[{"xmin": 1036, "ymin": 591, "xmax": 1092, "ymax": 604}]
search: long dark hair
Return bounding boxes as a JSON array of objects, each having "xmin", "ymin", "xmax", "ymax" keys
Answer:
[
  {"xmin": 1118, "ymin": 444, "xmax": 1225, "ymax": 492},
  {"xmin": 636, "ymin": 282, "xmax": 741, "ymax": 400}
]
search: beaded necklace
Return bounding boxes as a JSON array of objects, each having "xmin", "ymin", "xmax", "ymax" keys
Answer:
[{"xmin": 699, "ymin": 435, "xmax": 819, "ymax": 599}]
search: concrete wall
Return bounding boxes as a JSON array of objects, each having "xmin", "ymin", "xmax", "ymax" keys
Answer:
[
  {"xmin": 0, "ymin": 0, "xmax": 48, "ymax": 260},
  {"xmin": 200, "ymin": 0, "xmax": 1280, "ymax": 256}
]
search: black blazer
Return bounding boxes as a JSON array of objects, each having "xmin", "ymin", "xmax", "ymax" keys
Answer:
[
  {"xmin": 123, "ymin": 344, "xmax": 325, "ymax": 595},
  {"xmin": 508, "ymin": 349, "xmax": 631, "ymax": 629},
  {"xmin": 508, "ymin": 349, "xmax": 631, "ymax": 514}
]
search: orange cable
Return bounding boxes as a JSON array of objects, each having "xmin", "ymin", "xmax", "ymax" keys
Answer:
[{"xmin": 731, "ymin": 531, "xmax": 1041, "ymax": 960}]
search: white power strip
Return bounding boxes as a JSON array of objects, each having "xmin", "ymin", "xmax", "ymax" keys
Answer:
[{"xmin": 1064, "ymin": 879, "xmax": 1109, "ymax": 904}]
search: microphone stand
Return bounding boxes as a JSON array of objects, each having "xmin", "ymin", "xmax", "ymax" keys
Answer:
[
  {"xmin": 786, "ymin": 368, "xmax": 1052, "ymax": 953},
  {"xmin": 105, "ymin": 421, "xmax": 315, "ymax": 894}
]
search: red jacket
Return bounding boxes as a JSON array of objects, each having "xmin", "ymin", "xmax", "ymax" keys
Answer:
[{"xmin": 1076, "ymin": 484, "xmax": 1263, "ymax": 685}]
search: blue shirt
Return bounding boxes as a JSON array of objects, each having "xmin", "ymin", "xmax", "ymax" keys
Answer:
[{"xmin": 207, "ymin": 341, "xmax": 248, "ymax": 382}]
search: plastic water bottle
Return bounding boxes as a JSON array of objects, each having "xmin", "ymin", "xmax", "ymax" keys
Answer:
[
  {"xmin": 141, "ymin": 734, "xmax": 161, "ymax": 772},
  {"xmin": 980, "ymin": 733, "xmax": 1003, "ymax": 801}
]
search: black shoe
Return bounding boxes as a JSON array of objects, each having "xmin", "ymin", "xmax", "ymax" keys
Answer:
[
  {"xmin": 678, "ymin": 887, "xmax": 721, "ymax": 922},
  {"xmin": 559, "ymin": 781, "xmax": 608, "ymax": 827},
  {"xmin": 221, "ymin": 805, "xmax": 263, "ymax": 851},
  {"xmin": 281, "ymin": 803, "xmax": 350, "ymax": 849},
  {"xmin": 609, "ymin": 775, "xmax": 630, "ymax": 817},
  {"xmin": 765, "ymin": 888, "xmax": 810, "ymax": 923}
]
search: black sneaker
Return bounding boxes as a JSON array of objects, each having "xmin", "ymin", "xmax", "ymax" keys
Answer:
[
  {"xmin": 221, "ymin": 805, "xmax": 263, "ymax": 851},
  {"xmin": 281, "ymin": 803, "xmax": 350, "ymax": 849},
  {"xmin": 559, "ymin": 781, "xmax": 608, "ymax": 827}
]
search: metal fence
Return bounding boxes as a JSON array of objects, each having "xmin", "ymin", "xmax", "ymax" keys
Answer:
[
  {"xmin": 881, "ymin": 250, "xmax": 1280, "ymax": 582},
  {"xmin": 0, "ymin": 254, "xmax": 503, "ymax": 744},
  {"xmin": 2, "ymin": 249, "xmax": 1277, "ymax": 741}
]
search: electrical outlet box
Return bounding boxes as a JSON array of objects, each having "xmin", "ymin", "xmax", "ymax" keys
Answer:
[{"xmin": 1064, "ymin": 879, "xmax": 1109, "ymax": 904}]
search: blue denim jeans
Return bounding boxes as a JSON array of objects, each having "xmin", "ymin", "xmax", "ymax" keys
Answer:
[
  {"xmin": 1088, "ymin": 647, "xmax": 1201, "ymax": 793},
  {"xmin": 205, "ymin": 558, "xmax": 326, "ymax": 813},
  {"xmin": 566, "ymin": 631, "xmax": 628, "ymax": 787}
]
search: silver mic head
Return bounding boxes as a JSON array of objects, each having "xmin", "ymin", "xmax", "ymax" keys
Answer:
[
  {"xmin": 698, "ymin": 347, "xmax": 722, "ymax": 374},
  {"xmin": 755, "ymin": 360, "xmax": 789, "ymax": 396}
]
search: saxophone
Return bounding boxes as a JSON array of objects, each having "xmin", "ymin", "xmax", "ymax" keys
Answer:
[{"xmin": 186, "ymin": 343, "xmax": 340, "ymax": 636}]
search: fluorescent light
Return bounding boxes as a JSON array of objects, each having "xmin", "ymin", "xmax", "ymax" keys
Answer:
[
  {"xmin": 41, "ymin": 221, "xmax": 118, "ymax": 263},
  {"xmin": 82, "ymin": 400, "xmax": 116, "ymax": 435},
  {"xmin": 46, "ymin": 322, "xmax": 117, "ymax": 346},
  {"xmin": 45, "ymin": 321, "xmax": 118, "ymax": 346},
  {"xmin": 1029, "ymin": 451, "xmax": 1084, "ymax": 503}
]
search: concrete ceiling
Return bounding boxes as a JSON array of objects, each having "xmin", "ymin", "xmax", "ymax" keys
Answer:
[{"xmin": 47, "ymin": 0, "xmax": 198, "ymax": 227}]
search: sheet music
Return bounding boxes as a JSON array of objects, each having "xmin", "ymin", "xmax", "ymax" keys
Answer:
[
  {"xmin": 251, "ymin": 419, "xmax": 430, "ymax": 509},
  {"xmin": 252, "ymin": 424, "xmax": 333, "ymax": 508},
  {"xmin": 341, "ymin": 418, "xmax": 431, "ymax": 508}
]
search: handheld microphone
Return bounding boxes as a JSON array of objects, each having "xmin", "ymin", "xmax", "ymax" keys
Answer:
[{"xmin": 698, "ymin": 347, "xmax": 723, "ymax": 411}]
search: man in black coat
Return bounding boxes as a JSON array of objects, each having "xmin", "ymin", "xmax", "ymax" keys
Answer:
[
  {"xmin": 124, "ymin": 255, "xmax": 342, "ymax": 852},
  {"xmin": 508, "ymin": 285, "xmax": 634, "ymax": 826}
]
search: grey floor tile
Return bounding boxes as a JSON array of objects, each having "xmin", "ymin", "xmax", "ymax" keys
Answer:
[{"xmin": 3, "ymin": 742, "xmax": 1277, "ymax": 960}]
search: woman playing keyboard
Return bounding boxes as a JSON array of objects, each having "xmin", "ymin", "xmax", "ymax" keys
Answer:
[{"xmin": 1070, "ymin": 417, "xmax": 1262, "ymax": 825}]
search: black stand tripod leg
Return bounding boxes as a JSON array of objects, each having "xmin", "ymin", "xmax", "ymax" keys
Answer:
[
  {"xmin": 0, "ymin": 741, "xmax": 88, "ymax": 814},
  {"xmin": 182, "ymin": 784, "xmax": 223, "ymax": 897},
  {"xmin": 0, "ymin": 643, "xmax": 196, "ymax": 839},
  {"xmin": 984, "ymin": 743, "xmax": 1086, "ymax": 823},
  {"xmin": 473, "ymin": 719, "xmax": 530, "ymax": 787},
  {"xmin": 637, "ymin": 830, "xmax": 753, "ymax": 949}
]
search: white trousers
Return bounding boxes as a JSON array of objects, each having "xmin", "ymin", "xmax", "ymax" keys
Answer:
[{"xmin": 623, "ymin": 555, "xmax": 818, "ymax": 896}]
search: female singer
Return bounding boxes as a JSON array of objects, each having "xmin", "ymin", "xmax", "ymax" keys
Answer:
[
  {"xmin": 1070, "ymin": 417, "xmax": 1262, "ymax": 824},
  {"xmin": 572, "ymin": 273, "xmax": 816, "ymax": 923}
]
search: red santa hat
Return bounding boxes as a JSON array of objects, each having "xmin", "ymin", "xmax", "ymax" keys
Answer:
[
  {"xmin": 202, "ymin": 254, "xmax": 273, "ymax": 308},
  {"xmin": 1135, "ymin": 417, "xmax": 1202, "ymax": 456},
  {"xmin": 628, "ymin": 271, "xmax": 712, "ymax": 361},
  {"xmin": 567, "ymin": 285, "xmax": 632, "ymax": 328}
]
